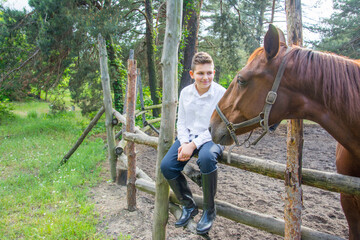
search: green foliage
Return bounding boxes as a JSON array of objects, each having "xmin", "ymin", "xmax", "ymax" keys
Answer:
[
  {"xmin": 0, "ymin": 110, "xmax": 110, "ymax": 239},
  {"xmin": 311, "ymin": 0, "xmax": 360, "ymax": 58},
  {"xmin": 199, "ymin": 0, "xmax": 272, "ymax": 81},
  {"xmin": 134, "ymin": 86, "xmax": 161, "ymax": 127},
  {"xmin": 0, "ymin": 98, "xmax": 14, "ymax": 124},
  {"xmin": 0, "ymin": 0, "xmax": 142, "ymax": 116},
  {"xmin": 0, "ymin": 6, "xmax": 38, "ymax": 100},
  {"xmin": 49, "ymin": 96, "xmax": 67, "ymax": 114},
  {"xmin": 69, "ymin": 65, "xmax": 103, "ymax": 117},
  {"xmin": 218, "ymin": 73, "xmax": 235, "ymax": 89},
  {"xmin": 48, "ymin": 77, "xmax": 69, "ymax": 114}
]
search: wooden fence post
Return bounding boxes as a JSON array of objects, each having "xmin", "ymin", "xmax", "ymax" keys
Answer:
[
  {"xmin": 98, "ymin": 34, "xmax": 117, "ymax": 182},
  {"xmin": 126, "ymin": 50, "xmax": 137, "ymax": 211},
  {"xmin": 285, "ymin": 1, "xmax": 304, "ymax": 239},
  {"xmin": 136, "ymin": 69, "xmax": 147, "ymax": 126},
  {"xmin": 152, "ymin": 0, "xmax": 183, "ymax": 239}
]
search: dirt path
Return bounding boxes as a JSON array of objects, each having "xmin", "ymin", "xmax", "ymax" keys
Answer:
[{"xmin": 89, "ymin": 123, "xmax": 349, "ymax": 239}]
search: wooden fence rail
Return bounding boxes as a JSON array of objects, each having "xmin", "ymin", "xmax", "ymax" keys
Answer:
[
  {"xmin": 122, "ymin": 131, "xmax": 360, "ymax": 196},
  {"xmin": 136, "ymin": 178, "xmax": 343, "ymax": 240}
]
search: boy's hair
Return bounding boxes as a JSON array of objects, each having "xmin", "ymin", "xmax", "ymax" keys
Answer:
[{"xmin": 191, "ymin": 52, "xmax": 214, "ymax": 71}]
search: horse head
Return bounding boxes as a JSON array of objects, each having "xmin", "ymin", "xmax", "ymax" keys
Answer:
[{"xmin": 210, "ymin": 24, "xmax": 294, "ymax": 145}]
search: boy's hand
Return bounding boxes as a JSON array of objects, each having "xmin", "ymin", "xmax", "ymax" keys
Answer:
[{"xmin": 177, "ymin": 142, "xmax": 197, "ymax": 161}]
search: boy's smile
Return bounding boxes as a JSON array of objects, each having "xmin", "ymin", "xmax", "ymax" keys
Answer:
[{"xmin": 189, "ymin": 63, "xmax": 215, "ymax": 95}]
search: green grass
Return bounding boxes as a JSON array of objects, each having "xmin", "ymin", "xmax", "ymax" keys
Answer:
[
  {"xmin": 11, "ymin": 100, "xmax": 51, "ymax": 117},
  {"xmin": 0, "ymin": 105, "xmax": 113, "ymax": 239}
]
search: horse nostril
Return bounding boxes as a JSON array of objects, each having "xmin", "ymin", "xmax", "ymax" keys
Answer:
[{"xmin": 208, "ymin": 126, "xmax": 212, "ymax": 133}]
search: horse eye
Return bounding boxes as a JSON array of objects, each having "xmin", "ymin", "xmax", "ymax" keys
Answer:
[{"xmin": 237, "ymin": 75, "xmax": 248, "ymax": 87}]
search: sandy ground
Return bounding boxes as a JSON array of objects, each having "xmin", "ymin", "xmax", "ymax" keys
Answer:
[{"xmin": 89, "ymin": 123, "xmax": 349, "ymax": 239}]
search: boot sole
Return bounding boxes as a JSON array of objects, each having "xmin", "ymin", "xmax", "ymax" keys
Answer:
[
  {"xmin": 196, "ymin": 216, "xmax": 216, "ymax": 235},
  {"xmin": 197, "ymin": 229, "xmax": 210, "ymax": 235},
  {"xmin": 175, "ymin": 208, "xmax": 199, "ymax": 228}
]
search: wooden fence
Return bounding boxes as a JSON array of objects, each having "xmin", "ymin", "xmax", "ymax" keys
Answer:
[
  {"xmin": 114, "ymin": 109, "xmax": 349, "ymax": 239},
  {"xmin": 57, "ymin": 38, "xmax": 353, "ymax": 239}
]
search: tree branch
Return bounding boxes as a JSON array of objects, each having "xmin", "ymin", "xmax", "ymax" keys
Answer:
[
  {"xmin": 10, "ymin": 11, "xmax": 35, "ymax": 32},
  {"xmin": 124, "ymin": 8, "xmax": 151, "ymax": 27},
  {"xmin": 155, "ymin": 1, "xmax": 166, "ymax": 45},
  {"xmin": 1, "ymin": 48, "xmax": 40, "ymax": 84}
]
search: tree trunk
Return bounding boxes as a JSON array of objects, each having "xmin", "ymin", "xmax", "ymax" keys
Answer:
[
  {"xmin": 145, "ymin": 0, "xmax": 160, "ymax": 117},
  {"xmin": 104, "ymin": 0, "xmax": 124, "ymax": 113},
  {"xmin": 256, "ymin": 0, "xmax": 267, "ymax": 44},
  {"xmin": 285, "ymin": 1, "xmax": 304, "ymax": 239},
  {"xmin": 152, "ymin": 0, "xmax": 183, "ymax": 239},
  {"xmin": 179, "ymin": 0, "xmax": 203, "ymax": 93},
  {"xmin": 105, "ymin": 35, "xmax": 124, "ymax": 113},
  {"xmin": 215, "ymin": 65, "xmax": 221, "ymax": 83}
]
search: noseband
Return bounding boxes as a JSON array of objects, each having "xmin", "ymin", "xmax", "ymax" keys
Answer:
[{"xmin": 215, "ymin": 47, "xmax": 291, "ymax": 146}]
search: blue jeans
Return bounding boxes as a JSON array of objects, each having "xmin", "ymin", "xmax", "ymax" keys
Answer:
[{"xmin": 160, "ymin": 139, "xmax": 223, "ymax": 180}]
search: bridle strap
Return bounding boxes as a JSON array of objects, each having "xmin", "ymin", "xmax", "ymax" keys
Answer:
[
  {"xmin": 262, "ymin": 47, "xmax": 291, "ymax": 132},
  {"xmin": 215, "ymin": 47, "xmax": 291, "ymax": 146}
]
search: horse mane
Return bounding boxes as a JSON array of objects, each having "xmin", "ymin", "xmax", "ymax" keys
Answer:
[
  {"xmin": 247, "ymin": 47, "xmax": 264, "ymax": 64},
  {"xmin": 287, "ymin": 46, "xmax": 360, "ymax": 123},
  {"xmin": 247, "ymin": 45, "xmax": 360, "ymax": 123}
]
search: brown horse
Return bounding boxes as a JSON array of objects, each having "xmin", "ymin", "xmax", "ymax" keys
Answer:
[{"xmin": 209, "ymin": 24, "xmax": 360, "ymax": 239}]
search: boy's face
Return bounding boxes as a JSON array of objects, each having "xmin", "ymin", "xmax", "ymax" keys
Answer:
[{"xmin": 189, "ymin": 63, "xmax": 215, "ymax": 94}]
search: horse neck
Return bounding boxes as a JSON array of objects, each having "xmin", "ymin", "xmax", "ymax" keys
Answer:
[{"xmin": 283, "ymin": 51, "xmax": 360, "ymax": 157}]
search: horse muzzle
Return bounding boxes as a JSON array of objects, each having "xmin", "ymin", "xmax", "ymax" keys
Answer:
[{"xmin": 209, "ymin": 121, "xmax": 235, "ymax": 145}]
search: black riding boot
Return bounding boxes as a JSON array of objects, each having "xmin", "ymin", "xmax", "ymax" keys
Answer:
[
  {"xmin": 167, "ymin": 173, "xmax": 199, "ymax": 228},
  {"xmin": 197, "ymin": 170, "xmax": 217, "ymax": 235}
]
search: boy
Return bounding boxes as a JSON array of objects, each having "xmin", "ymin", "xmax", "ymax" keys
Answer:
[{"xmin": 160, "ymin": 52, "xmax": 226, "ymax": 235}]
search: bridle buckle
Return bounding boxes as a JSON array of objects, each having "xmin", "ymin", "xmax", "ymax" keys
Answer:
[
  {"xmin": 226, "ymin": 123, "xmax": 235, "ymax": 133},
  {"xmin": 266, "ymin": 91, "xmax": 277, "ymax": 104}
]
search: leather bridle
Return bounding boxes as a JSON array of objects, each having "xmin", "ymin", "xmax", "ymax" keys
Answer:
[{"xmin": 215, "ymin": 47, "xmax": 291, "ymax": 146}]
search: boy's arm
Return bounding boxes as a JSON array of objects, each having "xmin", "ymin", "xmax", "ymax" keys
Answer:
[
  {"xmin": 192, "ymin": 129, "xmax": 212, "ymax": 149},
  {"xmin": 177, "ymin": 91, "xmax": 190, "ymax": 145}
]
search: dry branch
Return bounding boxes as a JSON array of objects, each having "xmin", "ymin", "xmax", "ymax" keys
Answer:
[
  {"xmin": 60, "ymin": 106, "xmax": 105, "ymax": 165},
  {"xmin": 112, "ymin": 108, "xmax": 147, "ymax": 137},
  {"xmin": 1, "ymin": 48, "xmax": 40, "ymax": 84},
  {"xmin": 123, "ymin": 132, "xmax": 158, "ymax": 148},
  {"xmin": 134, "ymin": 103, "xmax": 162, "ymax": 115},
  {"xmin": 146, "ymin": 118, "xmax": 161, "ymax": 124}
]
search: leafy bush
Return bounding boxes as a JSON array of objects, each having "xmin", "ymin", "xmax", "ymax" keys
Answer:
[
  {"xmin": 49, "ymin": 95, "xmax": 68, "ymax": 114},
  {"xmin": 0, "ymin": 99, "xmax": 14, "ymax": 124}
]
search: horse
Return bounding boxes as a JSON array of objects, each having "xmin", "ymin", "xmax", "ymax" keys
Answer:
[{"xmin": 209, "ymin": 24, "xmax": 360, "ymax": 239}]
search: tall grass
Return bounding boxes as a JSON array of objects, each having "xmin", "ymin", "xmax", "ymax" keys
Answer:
[{"xmin": 0, "ymin": 109, "xmax": 110, "ymax": 239}]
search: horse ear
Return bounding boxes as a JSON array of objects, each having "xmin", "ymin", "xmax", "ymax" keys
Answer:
[
  {"xmin": 264, "ymin": 24, "xmax": 280, "ymax": 60},
  {"xmin": 277, "ymin": 27, "xmax": 287, "ymax": 45}
]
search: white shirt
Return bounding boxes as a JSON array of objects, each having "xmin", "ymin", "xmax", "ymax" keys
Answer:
[{"xmin": 177, "ymin": 81, "xmax": 226, "ymax": 148}]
